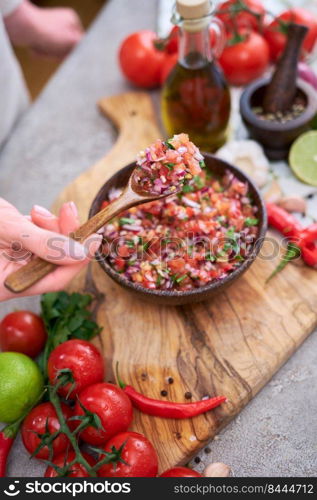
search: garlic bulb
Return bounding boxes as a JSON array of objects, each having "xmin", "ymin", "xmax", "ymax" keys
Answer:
[
  {"xmin": 278, "ymin": 196, "xmax": 306, "ymax": 214},
  {"xmin": 216, "ymin": 140, "xmax": 269, "ymax": 188}
]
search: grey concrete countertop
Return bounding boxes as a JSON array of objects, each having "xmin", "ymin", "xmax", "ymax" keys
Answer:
[{"xmin": 0, "ymin": 0, "xmax": 316, "ymax": 477}]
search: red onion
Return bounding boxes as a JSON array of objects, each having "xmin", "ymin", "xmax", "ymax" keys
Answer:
[
  {"xmin": 182, "ymin": 197, "xmax": 200, "ymax": 208},
  {"xmin": 298, "ymin": 62, "xmax": 317, "ymax": 90}
]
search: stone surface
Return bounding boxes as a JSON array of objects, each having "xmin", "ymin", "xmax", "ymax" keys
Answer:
[{"xmin": 0, "ymin": 0, "xmax": 316, "ymax": 477}]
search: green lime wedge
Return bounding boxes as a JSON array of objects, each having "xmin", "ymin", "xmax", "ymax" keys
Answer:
[{"xmin": 289, "ymin": 131, "xmax": 317, "ymax": 186}]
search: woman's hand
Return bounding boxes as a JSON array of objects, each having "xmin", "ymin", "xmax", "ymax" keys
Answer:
[
  {"xmin": 0, "ymin": 198, "xmax": 102, "ymax": 302},
  {"xmin": 4, "ymin": 0, "xmax": 83, "ymax": 58}
]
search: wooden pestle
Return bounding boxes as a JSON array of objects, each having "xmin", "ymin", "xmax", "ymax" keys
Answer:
[{"xmin": 263, "ymin": 23, "xmax": 308, "ymax": 114}]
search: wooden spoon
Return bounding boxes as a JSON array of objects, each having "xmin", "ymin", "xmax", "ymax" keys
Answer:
[{"xmin": 4, "ymin": 171, "xmax": 176, "ymax": 294}]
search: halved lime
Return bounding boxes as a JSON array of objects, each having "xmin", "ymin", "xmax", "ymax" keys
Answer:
[{"xmin": 289, "ymin": 131, "xmax": 317, "ymax": 186}]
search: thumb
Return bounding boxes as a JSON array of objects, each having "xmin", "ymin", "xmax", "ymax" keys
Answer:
[{"xmin": 6, "ymin": 218, "xmax": 88, "ymax": 265}]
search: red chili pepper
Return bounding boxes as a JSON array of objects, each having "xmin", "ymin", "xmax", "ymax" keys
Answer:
[
  {"xmin": 266, "ymin": 203, "xmax": 303, "ymax": 240},
  {"xmin": 0, "ymin": 422, "xmax": 20, "ymax": 477},
  {"xmin": 266, "ymin": 203, "xmax": 317, "ymax": 269},
  {"xmin": 301, "ymin": 242, "xmax": 317, "ymax": 268},
  {"xmin": 116, "ymin": 364, "xmax": 226, "ymax": 419},
  {"xmin": 300, "ymin": 223, "xmax": 317, "ymax": 245}
]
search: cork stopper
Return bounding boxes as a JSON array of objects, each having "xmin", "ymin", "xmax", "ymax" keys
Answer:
[
  {"xmin": 176, "ymin": 0, "xmax": 212, "ymax": 32},
  {"xmin": 176, "ymin": 0, "xmax": 211, "ymax": 20}
]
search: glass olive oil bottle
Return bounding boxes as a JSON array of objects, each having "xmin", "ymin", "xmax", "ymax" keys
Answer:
[{"xmin": 161, "ymin": 0, "xmax": 231, "ymax": 152}]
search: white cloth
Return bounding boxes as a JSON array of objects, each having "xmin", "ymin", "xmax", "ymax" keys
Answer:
[{"xmin": 0, "ymin": 0, "xmax": 29, "ymax": 149}]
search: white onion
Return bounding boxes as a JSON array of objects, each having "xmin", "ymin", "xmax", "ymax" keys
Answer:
[{"xmin": 182, "ymin": 197, "xmax": 200, "ymax": 208}]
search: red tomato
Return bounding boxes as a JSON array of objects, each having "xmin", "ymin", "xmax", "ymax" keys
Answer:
[
  {"xmin": 219, "ymin": 31, "xmax": 269, "ymax": 86},
  {"xmin": 160, "ymin": 52, "xmax": 178, "ymax": 84},
  {"xmin": 118, "ymin": 245, "xmax": 130, "ymax": 258},
  {"xmin": 97, "ymin": 432, "xmax": 158, "ymax": 477},
  {"xmin": 160, "ymin": 28, "xmax": 224, "ymax": 81},
  {"xmin": 44, "ymin": 451, "xmax": 96, "ymax": 477},
  {"xmin": 264, "ymin": 9, "xmax": 317, "ymax": 61},
  {"xmin": 47, "ymin": 339, "xmax": 104, "ymax": 399},
  {"xmin": 100, "ymin": 200, "xmax": 109, "ymax": 210},
  {"xmin": 0, "ymin": 311, "xmax": 46, "ymax": 358},
  {"xmin": 21, "ymin": 402, "xmax": 73, "ymax": 460},
  {"xmin": 114, "ymin": 257, "xmax": 126, "ymax": 271},
  {"xmin": 74, "ymin": 383, "xmax": 133, "ymax": 446},
  {"xmin": 217, "ymin": 0, "xmax": 265, "ymax": 32},
  {"xmin": 119, "ymin": 30, "xmax": 166, "ymax": 88},
  {"xmin": 160, "ymin": 467, "xmax": 202, "ymax": 477},
  {"xmin": 165, "ymin": 26, "xmax": 179, "ymax": 54}
]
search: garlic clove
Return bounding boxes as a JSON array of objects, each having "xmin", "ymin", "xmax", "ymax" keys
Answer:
[
  {"xmin": 216, "ymin": 140, "xmax": 269, "ymax": 188},
  {"xmin": 278, "ymin": 196, "xmax": 306, "ymax": 214},
  {"xmin": 264, "ymin": 180, "xmax": 283, "ymax": 203},
  {"xmin": 203, "ymin": 462, "xmax": 232, "ymax": 477}
]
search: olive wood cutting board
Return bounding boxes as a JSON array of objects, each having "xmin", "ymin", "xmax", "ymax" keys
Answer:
[{"xmin": 52, "ymin": 92, "xmax": 317, "ymax": 472}]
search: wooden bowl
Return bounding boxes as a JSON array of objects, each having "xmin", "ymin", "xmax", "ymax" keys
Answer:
[
  {"xmin": 240, "ymin": 77, "xmax": 317, "ymax": 161},
  {"xmin": 89, "ymin": 154, "xmax": 267, "ymax": 305}
]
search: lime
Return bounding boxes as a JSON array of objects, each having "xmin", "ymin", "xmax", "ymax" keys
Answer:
[
  {"xmin": 289, "ymin": 131, "xmax": 317, "ymax": 186},
  {"xmin": 0, "ymin": 352, "xmax": 44, "ymax": 423}
]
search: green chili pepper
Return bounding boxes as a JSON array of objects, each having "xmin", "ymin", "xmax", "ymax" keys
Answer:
[{"xmin": 266, "ymin": 242, "xmax": 301, "ymax": 283}]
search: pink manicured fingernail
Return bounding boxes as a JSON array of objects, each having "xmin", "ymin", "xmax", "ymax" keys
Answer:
[
  {"xmin": 61, "ymin": 237, "xmax": 87, "ymax": 260},
  {"xmin": 68, "ymin": 201, "xmax": 78, "ymax": 219},
  {"xmin": 33, "ymin": 205, "xmax": 54, "ymax": 217}
]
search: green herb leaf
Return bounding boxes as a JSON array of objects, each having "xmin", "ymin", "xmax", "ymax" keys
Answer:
[
  {"xmin": 245, "ymin": 217, "xmax": 259, "ymax": 227},
  {"xmin": 199, "ymin": 160, "xmax": 206, "ymax": 168},
  {"xmin": 125, "ymin": 240, "xmax": 135, "ymax": 248},
  {"xmin": 39, "ymin": 292, "xmax": 102, "ymax": 379},
  {"xmin": 119, "ymin": 217, "xmax": 136, "ymax": 225},
  {"xmin": 193, "ymin": 175, "xmax": 205, "ymax": 189},
  {"xmin": 164, "ymin": 140, "xmax": 176, "ymax": 150},
  {"xmin": 176, "ymin": 274, "xmax": 188, "ymax": 283},
  {"xmin": 205, "ymin": 253, "xmax": 216, "ymax": 262},
  {"xmin": 182, "ymin": 184, "xmax": 194, "ymax": 193},
  {"xmin": 165, "ymin": 163, "xmax": 175, "ymax": 170},
  {"xmin": 156, "ymin": 274, "xmax": 163, "ymax": 286}
]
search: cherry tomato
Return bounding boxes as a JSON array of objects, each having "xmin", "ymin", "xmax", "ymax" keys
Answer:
[
  {"xmin": 74, "ymin": 383, "xmax": 133, "ymax": 446},
  {"xmin": 216, "ymin": 0, "xmax": 265, "ymax": 32},
  {"xmin": 160, "ymin": 52, "xmax": 178, "ymax": 85},
  {"xmin": 44, "ymin": 451, "xmax": 96, "ymax": 477},
  {"xmin": 119, "ymin": 30, "xmax": 167, "ymax": 88},
  {"xmin": 160, "ymin": 467, "xmax": 202, "ymax": 477},
  {"xmin": 47, "ymin": 339, "xmax": 104, "ymax": 399},
  {"xmin": 0, "ymin": 311, "xmax": 47, "ymax": 358},
  {"xmin": 264, "ymin": 9, "xmax": 317, "ymax": 62},
  {"xmin": 97, "ymin": 432, "xmax": 158, "ymax": 477},
  {"xmin": 219, "ymin": 31, "xmax": 269, "ymax": 86},
  {"xmin": 21, "ymin": 402, "xmax": 73, "ymax": 460}
]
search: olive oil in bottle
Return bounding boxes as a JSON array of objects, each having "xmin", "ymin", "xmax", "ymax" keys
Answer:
[{"xmin": 161, "ymin": 0, "xmax": 231, "ymax": 152}]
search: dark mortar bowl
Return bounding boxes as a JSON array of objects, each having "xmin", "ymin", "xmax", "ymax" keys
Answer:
[
  {"xmin": 89, "ymin": 154, "xmax": 267, "ymax": 306},
  {"xmin": 240, "ymin": 77, "xmax": 317, "ymax": 161}
]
